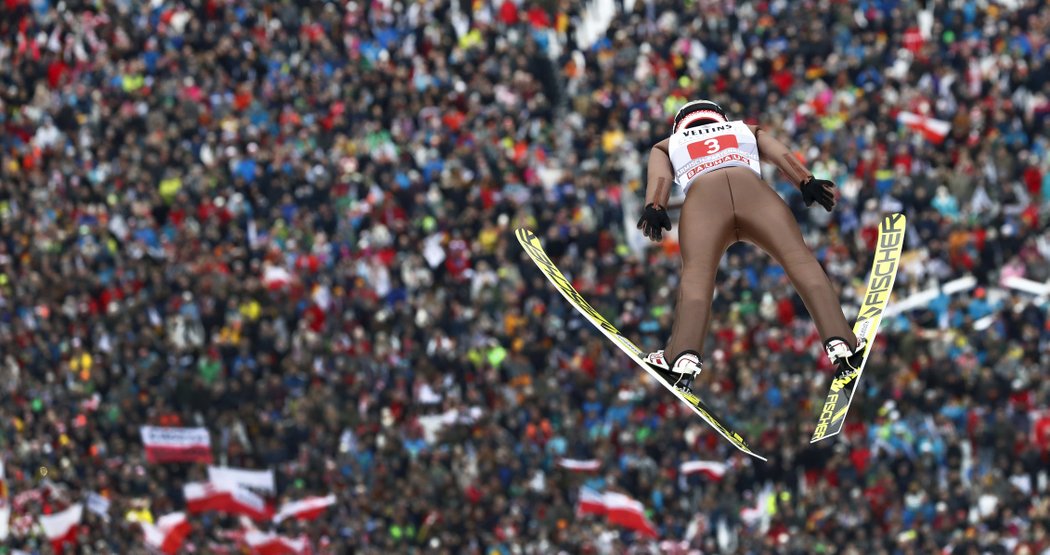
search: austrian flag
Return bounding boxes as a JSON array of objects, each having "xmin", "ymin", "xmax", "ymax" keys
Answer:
[{"xmin": 141, "ymin": 426, "xmax": 213, "ymax": 464}]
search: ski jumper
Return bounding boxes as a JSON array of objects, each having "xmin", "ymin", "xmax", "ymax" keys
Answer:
[{"xmin": 645, "ymin": 121, "xmax": 858, "ymax": 365}]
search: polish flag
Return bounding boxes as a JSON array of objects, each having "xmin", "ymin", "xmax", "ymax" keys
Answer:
[
  {"xmin": 142, "ymin": 512, "xmax": 192, "ymax": 555},
  {"xmin": 897, "ymin": 111, "xmax": 951, "ymax": 144},
  {"xmin": 184, "ymin": 482, "xmax": 274, "ymax": 521},
  {"xmin": 140, "ymin": 426, "xmax": 213, "ymax": 464},
  {"xmin": 679, "ymin": 460, "xmax": 728, "ymax": 480},
  {"xmin": 227, "ymin": 485, "xmax": 275, "ymax": 521},
  {"xmin": 602, "ymin": 492, "xmax": 659, "ymax": 538},
  {"xmin": 273, "ymin": 495, "xmax": 337, "ymax": 523},
  {"xmin": 575, "ymin": 487, "xmax": 606, "ymax": 516},
  {"xmin": 244, "ymin": 530, "xmax": 311, "ymax": 555},
  {"xmin": 39, "ymin": 503, "xmax": 83, "ymax": 553},
  {"xmin": 0, "ymin": 461, "xmax": 9, "ymax": 541},
  {"xmin": 557, "ymin": 459, "xmax": 601, "ymax": 472},
  {"xmin": 184, "ymin": 482, "xmax": 228, "ymax": 514}
]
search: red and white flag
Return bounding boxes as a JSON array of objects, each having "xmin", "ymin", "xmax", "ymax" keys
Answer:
[
  {"xmin": 0, "ymin": 461, "xmax": 9, "ymax": 541},
  {"xmin": 557, "ymin": 458, "xmax": 601, "ymax": 472},
  {"xmin": 184, "ymin": 482, "xmax": 228, "ymax": 514},
  {"xmin": 602, "ymin": 492, "xmax": 659, "ymax": 538},
  {"xmin": 273, "ymin": 495, "xmax": 337, "ymax": 523},
  {"xmin": 244, "ymin": 530, "xmax": 311, "ymax": 555},
  {"xmin": 39, "ymin": 503, "xmax": 83, "ymax": 553},
  {"xmin": 897, "ymin": 111, "xmax": 951, "ymax": 144},
  {"xmin": 141, "ymin": 426, "xmax": 213, "ymax": 464},
  {"xmin": 208, "ymin": 466, "xmax": 276, "ymax": 494},
  {"xmin": 575, "ymin": 487, "xmax": 606, "ymax": 516},
  {"xmin": 184, "ymin": 482, "xmax": 273, "ymax": 521},
  {"xmin": 228, "ymin": 486, "xmax": 274, "ymax": 521},
  {"xmin": 679, "ymin": 460, "xmax": 728, "ymax": 480},
  {"xmin": 142, "ymin": 512, "xmax": 192, "ymax": 555}
]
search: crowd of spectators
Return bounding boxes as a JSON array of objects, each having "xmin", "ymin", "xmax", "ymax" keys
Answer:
[{"xmin": 0, "ymin": 0, "xmax": 1048, "ymax": 552}]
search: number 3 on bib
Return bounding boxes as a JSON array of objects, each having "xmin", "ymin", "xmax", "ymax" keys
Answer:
[{"xmin": 687, "ymin": 134, "xmax": 738, "ymax": 158}]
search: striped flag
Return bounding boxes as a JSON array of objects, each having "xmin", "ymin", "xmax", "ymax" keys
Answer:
[
  {"xmin": 142, "ymin": 512, "xmax": 192, "ymax": 555},
  {"xmin": 273, "ymin": 495, "xmax": 337, "ymax": 524},
  {"xmin": 0, "ymin": 461, "xmax": 9, "ymax": 541},
  {"xmin": 679, "ymin": 460, "xmax": 728, "ymax": 480},
  {"xmin": 141, "ymin": 426, "xmax": 213, "ymax": 464},
  {"xmin": 602, "ymin": 491, "xmax": 659, "ymax": 538},
  {"xmin": 39, "ymin": 504, "xmax": 83, "ymax": 554},
  {"xmin": 575, "ymin": 487, "xmax": 606, "ymax": 516},
  {"xmin": 575, "ymin": 488, "xmax": 659, "ymax": 538},
  {"xmin": 184, "ymin": 482, "xmax": 273, "ymax": 521}
]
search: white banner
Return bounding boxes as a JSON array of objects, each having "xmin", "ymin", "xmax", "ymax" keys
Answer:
[
  {"xmin": 244, "ymin": 531, "xmax": 309, "ymax": 555},
  {"xmin": 207, "ymin": 467, "xmax": 275, "ymax": 494},
  {"xmin": 86, "ymin": 492, "xmax": 111, "ymax": 522}
]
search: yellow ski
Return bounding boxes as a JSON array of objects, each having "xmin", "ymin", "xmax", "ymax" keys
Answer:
[
  {"xmin": 811, "ymin": 213, "xmax": 907, "ymax": 442},
  {"xmin": 516, "ymin": 228, "xmax": 765, "ymax": 461}
]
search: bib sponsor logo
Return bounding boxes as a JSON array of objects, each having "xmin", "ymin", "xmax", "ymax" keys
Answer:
[
  {"xmin": 684, "ymin": 152, "xmax": 752, "ymax": 180},
  {"xmin": 680, "ymin": 122, "xmax": 735, "ymax": 137}
]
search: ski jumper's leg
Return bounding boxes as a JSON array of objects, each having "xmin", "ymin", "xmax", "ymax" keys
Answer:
[
  {"xmin": 728, "ymin": 167, "xmax": 858, "ymax": 348},
  {"xmin": 662, "ymin": 172, "xmax": 737, "ymax": 365}
]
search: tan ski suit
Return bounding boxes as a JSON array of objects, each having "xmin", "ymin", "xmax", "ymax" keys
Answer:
[{"xmin": 644, "ymin": 124, "xmax": 858, "ymax": 365}]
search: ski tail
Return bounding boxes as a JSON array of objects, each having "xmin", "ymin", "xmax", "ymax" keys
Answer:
[{"xmin": 811, "ymin": 213, "xmax": 906, "ymax": 443}]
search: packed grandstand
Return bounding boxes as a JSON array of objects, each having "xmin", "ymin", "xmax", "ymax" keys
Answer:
[{"xmin": 0, "ymin": 0, "xmax": 1048, "ymax": 553}]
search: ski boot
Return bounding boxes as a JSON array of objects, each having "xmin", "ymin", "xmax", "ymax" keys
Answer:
[
  {"xmin": 644, "ymin": 350, "xmax": 669, "ymax": 371},
  {"xmin": 647, "ymin": 350, "xmax": 702, "ymax": 391},
  {"xmin": 824, "ymin": 337, "xmax": 867, "ymax": 374}
]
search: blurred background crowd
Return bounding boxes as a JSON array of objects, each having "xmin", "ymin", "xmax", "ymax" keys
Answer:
[{"xmin": 1, "ymin": 0, "xmax": 1049, "ymax": 553}]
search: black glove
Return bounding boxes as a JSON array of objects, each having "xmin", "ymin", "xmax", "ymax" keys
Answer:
[
  {"xmin": 637, "ymin": 203, "xmax": 672, "ymax": 241},
  {"xmin": 800, "ymin": 177, "xmax": 837, "ymax": 212}
]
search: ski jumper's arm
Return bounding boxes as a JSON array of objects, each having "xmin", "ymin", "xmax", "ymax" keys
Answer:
[
  {"xmin": 750, "ymin": 125, "xmax": 814, "ymax": 189},
  {"xmin": 645, "ymin": 138, "xmax": 674, "ymax": 209}
]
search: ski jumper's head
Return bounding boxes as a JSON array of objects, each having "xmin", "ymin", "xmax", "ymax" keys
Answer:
[{"xmin": 672, "ymin": 100, "xmax": 728, "ymax": 133}]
